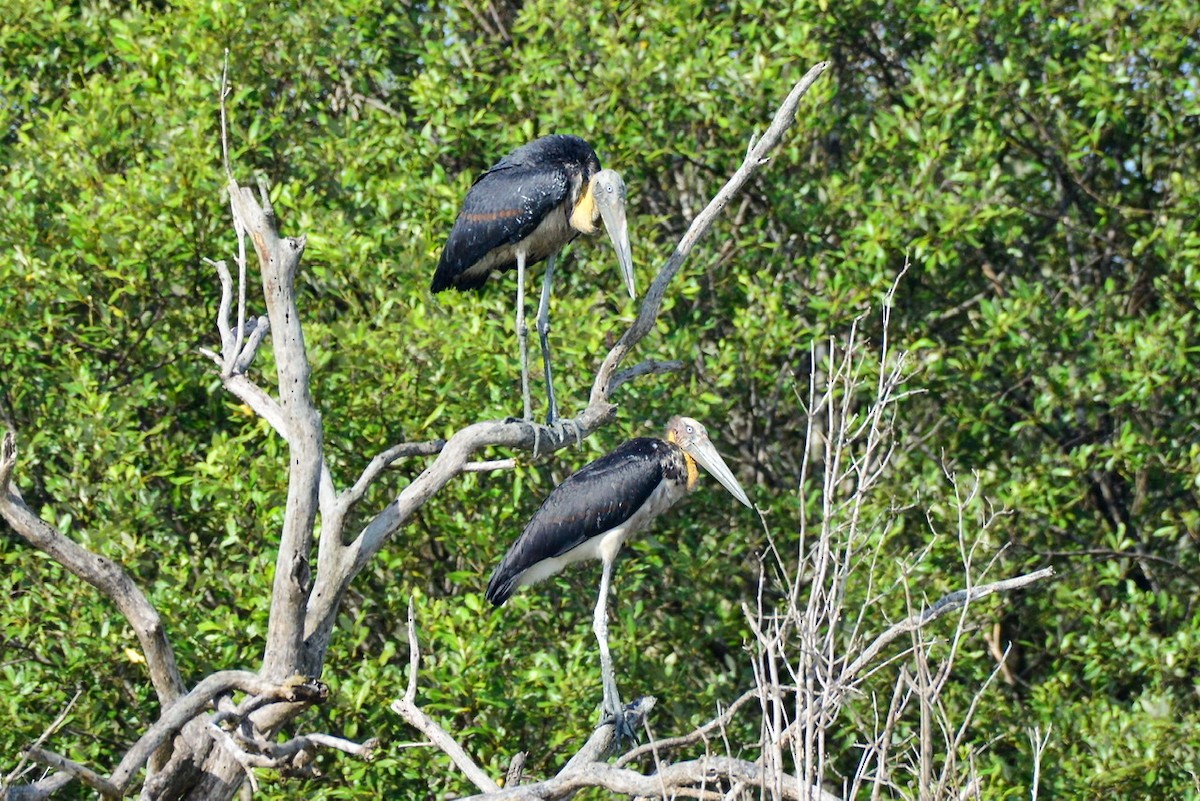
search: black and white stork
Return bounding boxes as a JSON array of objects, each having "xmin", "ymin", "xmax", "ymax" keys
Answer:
[
  {"xmin": 485, "ymin": 416, "xmax": 752, "ymax": 736},
  {"xmin": 431, "ymin": 135, "xmax": 635, "ymax": 425}
]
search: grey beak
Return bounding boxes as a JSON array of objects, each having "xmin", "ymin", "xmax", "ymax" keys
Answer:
[
  {"xmin": 687, "ymin": 438, "xmax": 752, "ymax": 508},
  {"xmin": 595, "ymin": 174, "xmax": 635, "ymax": 299}
]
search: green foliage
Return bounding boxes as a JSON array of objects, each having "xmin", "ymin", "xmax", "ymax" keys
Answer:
[{"xmin": 2, "ymin": 0, "xmax": 1199, "ymax": 797}]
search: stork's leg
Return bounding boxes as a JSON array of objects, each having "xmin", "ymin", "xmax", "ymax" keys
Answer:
[
  {"xmin": 593, "ymin": 556, "xmax": 634, "ymax": 743},
  {"xmin": 536, "ymin": 252, "xmax": 558, "ymax": 425},
  {"xmin": 515, "ymin": 249, "xmax": 532, "ymax": 421}
]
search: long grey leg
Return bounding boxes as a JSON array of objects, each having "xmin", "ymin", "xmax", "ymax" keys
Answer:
[
  {"xmin": 515, "ymin": 249, "xmax": 531, "ymax": 421},
  {"xmin": 593, "ymin": 556, "xmax": 623, "ymax": 720},
  {"xmin": 536, "ymin": 252, "xmax": 558, "ymax": 424}
]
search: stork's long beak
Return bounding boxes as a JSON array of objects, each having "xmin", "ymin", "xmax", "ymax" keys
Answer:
[
  {"xmin": 595, "ymin": 178, "xmax": 635, "ymax": 299},
  {"xmin": 685, "ymin": 438, "xmax": 753, "ymax": 508}
]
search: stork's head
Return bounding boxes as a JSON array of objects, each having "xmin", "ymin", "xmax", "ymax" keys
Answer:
[
  {"xmin": 665, "ymin": 416, "xmax": 752, "ymax": 508},
  {"xmin": 576, "ymin": 169, "xmax": 635, "ymax": 299}
]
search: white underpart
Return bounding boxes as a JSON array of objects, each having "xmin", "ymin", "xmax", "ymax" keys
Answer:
[{"xmin": 514, "ymin": 476, "xmax": 686, "ymax": 589}]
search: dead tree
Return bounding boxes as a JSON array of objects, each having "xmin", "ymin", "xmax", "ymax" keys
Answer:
[{"xmin": 2, "ymin": 63, "xmax": 835, "ymax": 800}]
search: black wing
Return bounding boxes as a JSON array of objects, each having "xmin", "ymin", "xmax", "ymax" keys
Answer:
[
  {"xmin": 432, "ymin": 136, "xmax": 600, "ymax": 292},
  {"xmin": 485, "ymin": 438, "xmax": 668, "ymax": 605}
]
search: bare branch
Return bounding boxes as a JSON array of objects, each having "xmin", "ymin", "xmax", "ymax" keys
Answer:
[
  {"xmin": 588, "ymin": 61, "xmax": 830, "ymax": 406},
  {"xmin": 219, "ymin": 50, "xmax": 232, "ymax": 181},
  {"xmin": 462, "ymin": 458, "xmax": 517, "ymax": 473},
  {"xmin": 208, "ymin": 370, "xmax": 289, "ymax": 436},
  {"xmin": 8, "ymin": 671, "xmax": 318, "ymax": 799},
  {"xmin": 225, "ymin": 176, "xmax": 326, "ymax": 681},
  {"xmin": 610, "ymin": 359, "xmax": 685, "ymax": 393},
  {"xmin": 1029, "ymin": 725, "xmax": 1052, "ymax": 801},
  {"xmin": 269, "ymin": 733, "xmax": 378, "ymax": 761},
  {"xmin": 0, "ymin": 773, "xmax": 73, "ymax": 801},
  {"xmin": 208, "ymin": 724, "xmax": 262, "ymax": 793},
  {"xmin": 339, "ymin": 439, "xmax": 447, "ymax": 514},
  {"xmin": 0, "ymin": 430, "xmax": 186, "ymax": 707},
  {"xmin": 107, "ymin": 672, "xmax": 325, "ymax": 793},
  {"xmin": 234, "ymin": 316, "xmax": 270, "ymax": 374},
  {"xmin": 616, "ymin": 687, "xmax": 763, "ymax": 767},
  {"xmin": 504, "ymin": 752, "xmax": 526, "ymax": 788},
  {"xmin": 390, "ymin": 601, "xmax": 500, "ymax": 793},
  {"xmin": 2, "ymin": 689, "xmax": 82, "ymax": 794},
  {"xmin": 459, "ymin": 753, "xmax": 837, "ymax": 801},
  {"xmin": 206, "ymin": 257, "xmax": 235, "ymax": 358},
  {"xmin": 843, "ymin": 567, "xmax": 1055, "ymax": 683},
  {"xmin": 20, "ymin": 748, "xmax": 119, "ymax": 798}
]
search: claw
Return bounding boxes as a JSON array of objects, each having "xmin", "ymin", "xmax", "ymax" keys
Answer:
[
  {"xmin": 545, "ymin": 416, "xmax": 586, "ymax": 450},
  {"xmin": 531, "ymin": 420, "xmax": 544, "ymax": 459},
  {"xmin": 600, "ymin": 701, "xmax": 641, "ymax": 749}
]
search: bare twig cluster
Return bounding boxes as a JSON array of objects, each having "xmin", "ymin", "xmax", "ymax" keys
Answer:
[{"xmin": 742, "ymin": 275, "xmax": 1054, "ymax": 799}]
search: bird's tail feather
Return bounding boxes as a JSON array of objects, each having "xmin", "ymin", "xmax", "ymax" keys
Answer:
[{"xmin": 484, "ymin": 568, "xmax": 517, "ymax": 607}]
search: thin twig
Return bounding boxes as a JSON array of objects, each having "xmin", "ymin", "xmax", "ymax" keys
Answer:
[
  {"xmin": 844, "ymin": 567, "xmax": 1055, "ymax": 683},
  {"xmin": 616, "ymin": 686, "xmax": 765, "ymax": 767},
  {"xmin": 390, "ymin": 600, "xmax": 500, "ymax": 793},
  {"xmin": 2, "ymin": 688, "xmax": 82, "ymax": 791}
]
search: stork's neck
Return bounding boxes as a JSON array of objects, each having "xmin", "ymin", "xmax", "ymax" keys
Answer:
[
  {"xmin": 666, "ymin": 431, "xmax": 701, "ymax": 491},
  {"xmin": 569, "ymin": 175, "xmax": 600, "ymax": 234},
  {"xmin": 682, "ymin": 451, "xmax": 699, "ymax": 492}
]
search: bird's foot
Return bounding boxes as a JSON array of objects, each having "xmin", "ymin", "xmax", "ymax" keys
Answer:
[
  {"xmin": 530, "ymin": 421, "xmax": 544, "ymax": 459},
  {"xmin": 504, "ymin": 416, "xmax": 548, "ymax": 458},
  {"xmin": 544, "ymin": 415, "xmax": 586, "ymax": 450},
  {"xmin": 599, "ymin": 699, "xmax": 643, "ymax": 750}
]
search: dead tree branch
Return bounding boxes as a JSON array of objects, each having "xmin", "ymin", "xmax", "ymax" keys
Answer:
[
  {"xmin": 0, "ymin": 431, "xmax": 185, "ymax": 707},
  {"xmin": 12, "ymin": 672, "xmax": 326, "ymax": 799},
  {"xmin": 390, "ymin": 601, "xmax": 501, "ymax": 794},
  {"xmin": 842, "ymin": 567, "xmax": 1055, "ymax": 684},
  {"xmin": 589, "ymin": 61, "xmax": 829, "ymax": 406}
]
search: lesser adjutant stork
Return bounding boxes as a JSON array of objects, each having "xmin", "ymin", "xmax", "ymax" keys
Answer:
[
  {"xmin": 485, "ymin": 416, "xmax": 752, "ymax": 737},
  {"xmin": 432, "ymin": 135, "xmax": 634, "ymax": 425}
]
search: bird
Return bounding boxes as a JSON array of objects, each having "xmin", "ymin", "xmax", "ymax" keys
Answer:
[
  {"xmin": 431, "ymin": 134, "xmax": 635, "ymax": 426},
  {"xmin": 485, "ymin": 416, "xmax": 752, "ymax": 738}
]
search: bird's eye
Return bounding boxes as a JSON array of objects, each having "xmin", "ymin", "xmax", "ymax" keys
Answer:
[{"xmin": 686, "ymin": 425, "xmax": 694, "ymax": 434}]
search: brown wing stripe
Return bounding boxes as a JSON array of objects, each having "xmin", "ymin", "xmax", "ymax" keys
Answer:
[{"xmin": 465, "ymin": 208, "xmax": 523, "ymax": 222}]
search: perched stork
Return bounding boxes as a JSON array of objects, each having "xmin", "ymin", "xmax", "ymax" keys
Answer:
[
  {"xmin": 485, "ymin": 416, "xmax": 752, "ymax": 736},
  {"xmin": 432, "ymin": 135, "xmax": 635, "ymax": 425}
]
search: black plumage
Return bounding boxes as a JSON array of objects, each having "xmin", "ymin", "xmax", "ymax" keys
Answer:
[
  {"xmin": 432, "ymin": 135, "xmax": 599, "ymax": 292},
  {"xmin": 485, "ymin": 438, "xmax": 687, "ymax": 606},
  {"xmin": 480, "ymin": 416, "xmax": 752, "ymax": 738}
]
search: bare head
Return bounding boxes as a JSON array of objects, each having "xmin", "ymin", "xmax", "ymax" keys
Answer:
[
  {"xmin": 588, "ymin": 169, "xmax": 635, "ymax": 299},
  {"xmin": 665, "ymin": 416, "xmax": 752, "ymax": 508}
]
